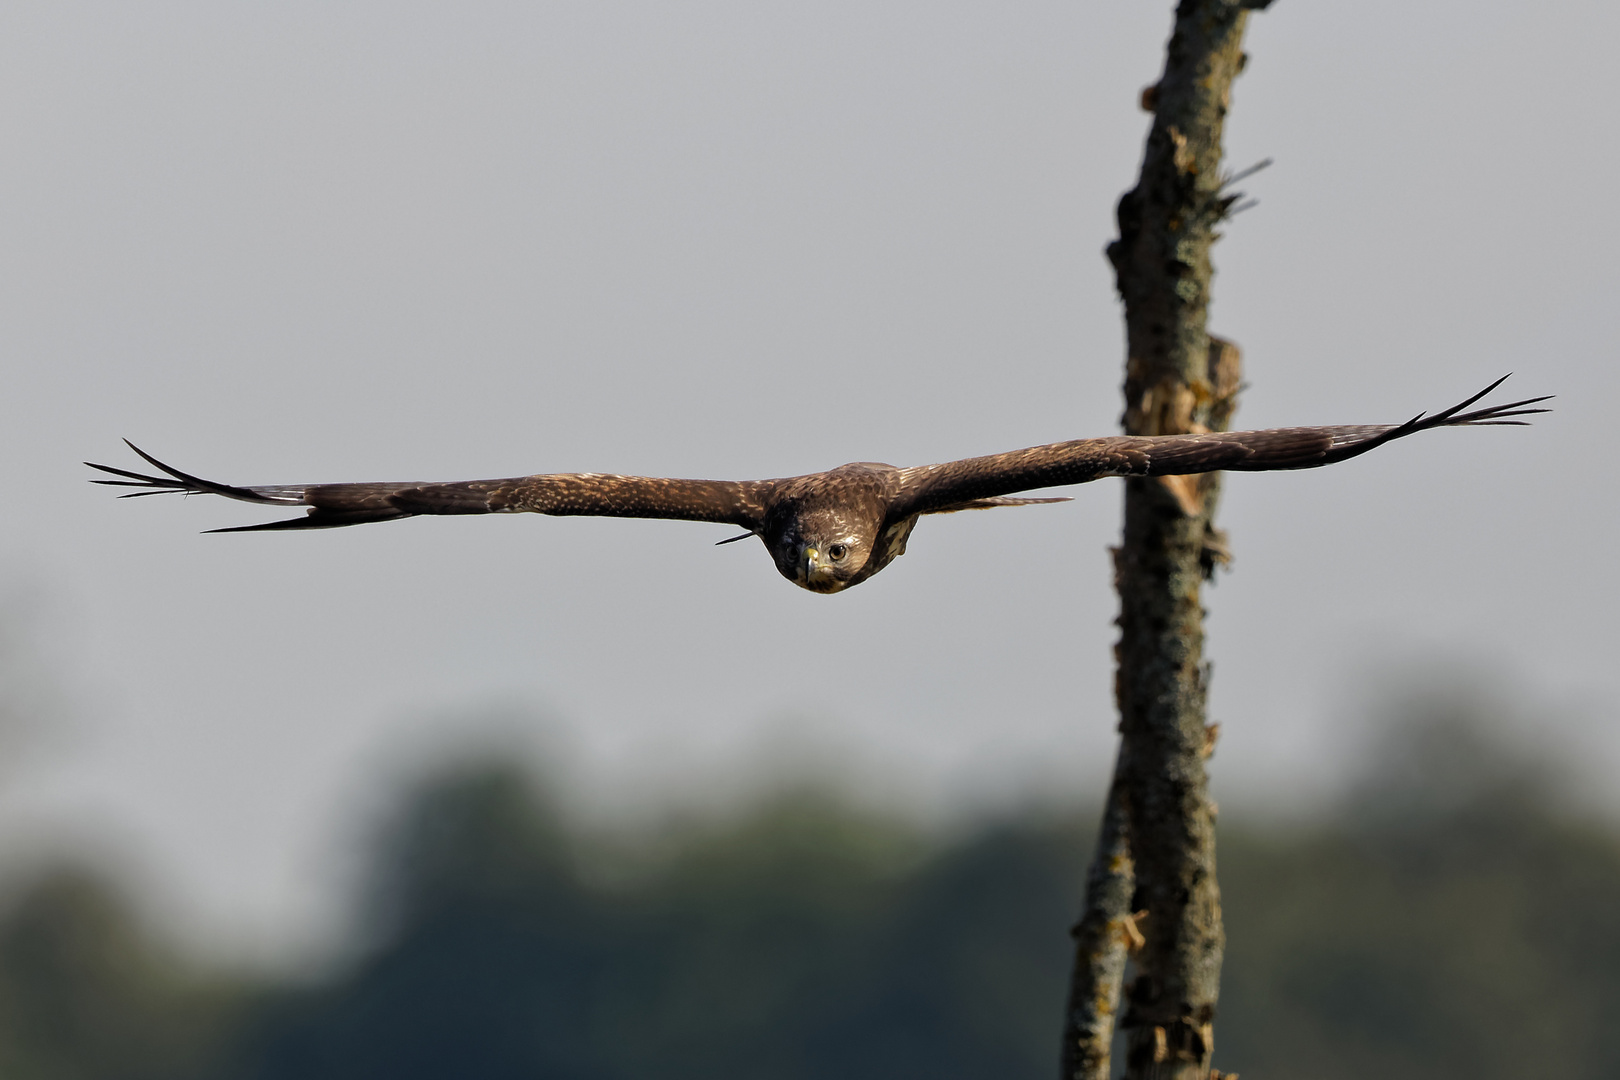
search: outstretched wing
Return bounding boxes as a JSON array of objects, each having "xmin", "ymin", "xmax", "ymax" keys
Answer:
[
  {"xmin": 892, "ymin": 377, "xmax": 1550, "ymax": 517},
  {"xmin": 87, "ymin": 441, "xmax": 771, "ymax": 533}
]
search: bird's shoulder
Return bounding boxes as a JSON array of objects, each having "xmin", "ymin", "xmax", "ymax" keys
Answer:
[{"xmin": 764, "ymin": 461, "xmax": 902, "ymax": 509}]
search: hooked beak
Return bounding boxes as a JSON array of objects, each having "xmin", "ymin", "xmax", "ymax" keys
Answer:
[{"xmin": 801, "ymin": 546, "xmax": 836, "ymax": 589}]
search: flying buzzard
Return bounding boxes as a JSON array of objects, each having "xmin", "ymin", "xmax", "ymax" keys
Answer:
[{"xmin": 89, "ymin": 378, "xmax": 1546, "ymax": 594}]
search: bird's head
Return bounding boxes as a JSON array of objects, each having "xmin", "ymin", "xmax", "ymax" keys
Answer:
[{"xmin": 769, "ymin": 508, "xmax": 872, "ymax": 594}]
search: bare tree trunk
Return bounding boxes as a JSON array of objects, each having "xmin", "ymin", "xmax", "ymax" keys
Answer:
[
  {"xmin": 1062, "ymin": 2, "xmax": 1268, "ymax": 1078},
  {"xmin": 1061, "ymin": 766, "xmax": 1136, "ymax": 1078}
]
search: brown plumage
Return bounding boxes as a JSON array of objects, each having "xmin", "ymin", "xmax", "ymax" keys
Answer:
[{"xmin": 88, "ymin": 378, "xmax": 1548, "ymax": 593}]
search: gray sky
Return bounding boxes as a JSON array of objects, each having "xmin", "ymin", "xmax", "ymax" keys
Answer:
[{"xmin": 2, "ymin": 1, "xmax": 1615, "ymax": 963}]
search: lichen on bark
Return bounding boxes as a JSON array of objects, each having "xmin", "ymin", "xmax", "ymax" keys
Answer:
[{"xmin": 1061, "ymin": 2, "xmax": 1268, "ymax": 1078}]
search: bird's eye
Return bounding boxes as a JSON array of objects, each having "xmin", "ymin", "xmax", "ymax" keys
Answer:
[{"xmin": 828, "ymin": 543, "xmax": 848, "ymax": 561}]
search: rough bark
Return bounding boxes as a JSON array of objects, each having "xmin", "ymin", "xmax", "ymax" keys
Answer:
[
  {"xmin": 1062, "ymin": 2, "xmax": 1266, "ymax": 1077},
  {"xmin": 1060, "ymin": 767, "xmax": 1136, "ymax": 1079}
]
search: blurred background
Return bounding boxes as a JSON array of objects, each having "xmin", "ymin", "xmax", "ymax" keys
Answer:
[{"xmin": 1, "ymin": 1, "xmax": 1616, "ymax": 1076}]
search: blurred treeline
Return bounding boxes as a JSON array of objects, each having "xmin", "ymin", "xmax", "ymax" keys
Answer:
[{"xmin": 2, "ymin": 702, "xmax": 1618, "ymax": 1079}]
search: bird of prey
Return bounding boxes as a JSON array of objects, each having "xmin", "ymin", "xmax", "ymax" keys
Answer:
[{"xmin": 89, "ymin": 378, "xmax": 1546, "ymax": 594}]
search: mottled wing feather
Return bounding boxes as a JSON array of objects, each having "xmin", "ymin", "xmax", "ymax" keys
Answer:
[
  {"xmin": 893, "ymin": 435, "xmax": 1250, "ymax": 515},
  {"xmin": 87, "ymin": 443, "xmax": 771, "ymax": 532},
  {"xmin": 503, "ymin": 474, "xmax": 770, "ymax": 528},
  {"xmin": 893, "ymin": 379, "xmax": 1550, "ymax": 517}
]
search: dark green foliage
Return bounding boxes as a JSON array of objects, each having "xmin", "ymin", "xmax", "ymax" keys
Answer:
[
  {"xmin": 0, "ymin": 868, "xmax": 247, "ymax": 1080},
  {"xmin": 1218, "ymin": 715, "xmax": 1620, "ymax": 1079},
  {"xmin": 236, "ymin": 772, "xmax": 1082, "ymax": 1080},
  {"xmin": 1, "ymin": 716, "xmax": 1617, "ymax": 1079}
]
